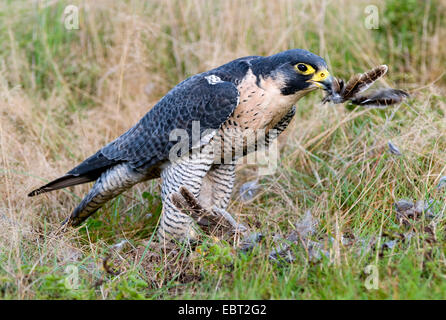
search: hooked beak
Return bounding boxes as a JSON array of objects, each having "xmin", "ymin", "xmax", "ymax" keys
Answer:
[{"xmin": 307, "ymin": 69, "xmax": 332, "ymax": 91}]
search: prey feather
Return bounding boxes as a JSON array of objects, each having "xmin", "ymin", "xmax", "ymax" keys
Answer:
[
  {"xmin": 342, "ymin": 65, "xmax": 388, "ymax": 100},
  {"xmin": 323, "ymin": 65, "xmax": 409, "ymax": 108},
  {"xmin": 351, "ymin": 89, "xmax": 409, "ymax": 108}
]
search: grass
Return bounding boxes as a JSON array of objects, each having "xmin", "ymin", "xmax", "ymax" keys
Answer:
[{"xmin": 0, "ymin": 0, "xmax": 445, "ymax": 299}]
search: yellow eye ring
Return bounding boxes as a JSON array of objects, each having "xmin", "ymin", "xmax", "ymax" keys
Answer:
[{"xmin": 295, "ymin": 63, "xmax": 315, "ymax": 75}]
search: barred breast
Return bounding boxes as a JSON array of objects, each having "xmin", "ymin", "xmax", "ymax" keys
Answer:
[{"xmin": 211, "ymin": 69, "xmax": 309, "ymax": 163}]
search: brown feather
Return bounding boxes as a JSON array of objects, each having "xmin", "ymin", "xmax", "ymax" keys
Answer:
[
  {"xmin": 332, "ymin": 77, "xmax": 342, "ymax": 94},
  {"xmin": 342, "ymin": 65, "xmax": 388, "ymax": 100},
  {"xmin": 350, "ymin": 89, "xmax": 409, "ymax": 108}
]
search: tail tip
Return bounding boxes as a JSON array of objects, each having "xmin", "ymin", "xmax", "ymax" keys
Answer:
[
  {"xmin": 28, "ymin": 188, "xmax": 44, "ymax": 197},
  {"xmin": 28, "ymin": 190, "xmax": 38, "ymax": 197}
]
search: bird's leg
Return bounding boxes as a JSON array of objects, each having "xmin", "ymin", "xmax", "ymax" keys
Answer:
[
  {"xmin": 211, "ymin": 207, "xmax": 247, "ymax": 233},
  {"xmin": 171, "ymin": 186, "xmax": 246, "ymax": 236},
  {"xmin": 198, "ymin": 163, "xmax": 248, "ymax": 235},
  {"xmin": 158, "ymin": 146, "xmax": 214, "ymax": 242},
  {"xmin": 172, "ymin": 187, "xmax": 264, "ymax": 251},
  {"xmin": 170, "ymin": 162, "xmax": 248, "ymax": 241}
]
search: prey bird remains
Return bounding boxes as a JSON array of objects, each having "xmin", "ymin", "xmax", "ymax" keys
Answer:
[
  {"xmin": 28, "ymin": 49, "xmax": 333, "ymax": 241},
  {"xmin": 322, "ymin": 65, "xmax": 409, "ymax": 108}
]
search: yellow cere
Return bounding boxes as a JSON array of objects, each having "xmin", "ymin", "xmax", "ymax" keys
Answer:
[{"xmin": 311, "ymin": 69, "xmax": 330, "ymax": 82}]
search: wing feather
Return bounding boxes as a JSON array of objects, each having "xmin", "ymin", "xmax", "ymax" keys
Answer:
[{"xmin": 100, "ymin": 74, "xmax": 239, "ymax": 169}]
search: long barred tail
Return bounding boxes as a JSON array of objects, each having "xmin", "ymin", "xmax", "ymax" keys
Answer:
[{"xmin": 65, "ymin": 163, "xmax": 145, "ymax": 226}]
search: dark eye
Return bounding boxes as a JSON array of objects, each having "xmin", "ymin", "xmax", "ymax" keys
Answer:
[{"xmin": 297, "ymin": 64, "xmax": 308, "ymax": 72}]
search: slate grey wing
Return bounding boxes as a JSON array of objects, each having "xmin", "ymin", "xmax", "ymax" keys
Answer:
[
  {"xmin": 100, "ymin": 74, "xmax": 239, "ymax": 170},
  {"xmin": 28, "ymin": 74, "xmax": 239, "ymax": 225},
  {"xmin": 65, "ymin": 75, "xmax": 240, "ymax": 176}
]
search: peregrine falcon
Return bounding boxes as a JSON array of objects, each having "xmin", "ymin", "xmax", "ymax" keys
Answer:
[{"xmin": 29, "ymin": 49, "xmax": 332, "ymax": 241}]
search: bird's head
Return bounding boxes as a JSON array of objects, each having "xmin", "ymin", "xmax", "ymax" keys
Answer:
[{"xmin": 252, "ymin": 49, "xmax": 332, "ymax": 96}]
